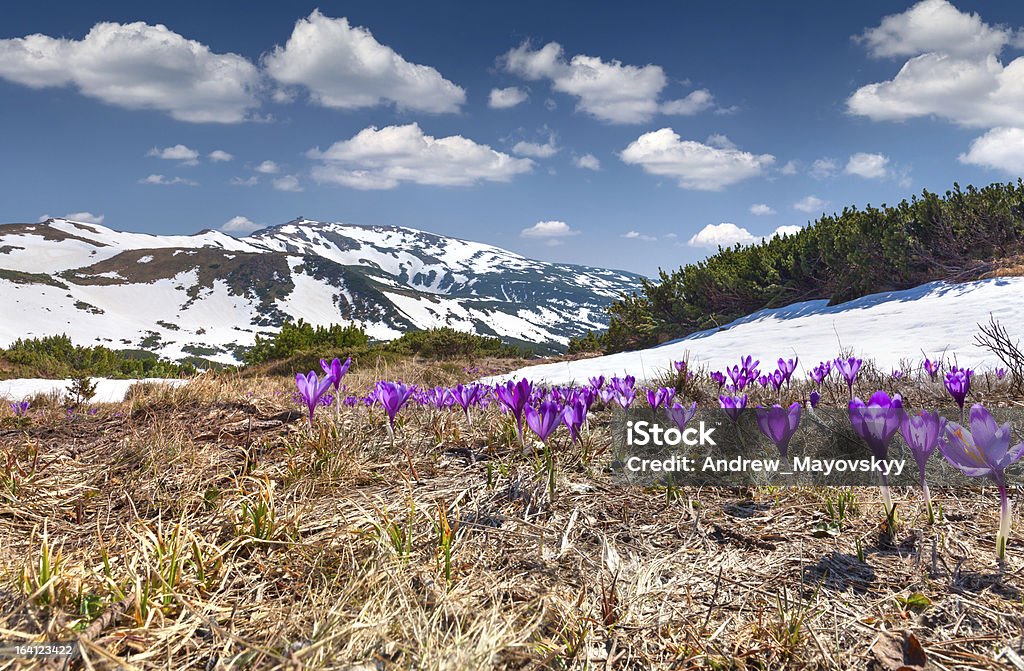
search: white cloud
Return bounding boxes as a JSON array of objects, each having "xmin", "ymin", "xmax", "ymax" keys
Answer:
[
  {"xmin": 255, "ymin": 160, "xmax": 281, "ymax": 174},
  {"xmin": 622, "ymin": 230, "xmax": 656, "ymax": 241},
  {"xmin": 688, "ymin": 222, "xmax": 804, "ymax": 249},
  {"xmin": 749, "ymin": 203, "xmax": 776, "ymax": 216},
  {"xmin": 660, "ymin": 89, "xmax": 715, "ymax": 116},
  {"xmin": 308, "ymin": 123, "xmax": 533, "ymax": 190},
  {"xmin": 264, "ymin": 11, "xmax": 465, "ymax": 114},
  {"xmin": 272, "ymin": 175, "xmax": 303, "ymax": 192},
  {"xmin": 688, "ymin": 223, "xmax": 757, "ymax": 248},
  {"xmin": 620, "ymin": 128, "xmax": 775, "ymax": 190},
  {"xmin": 845, "ymin": 152, "xmax": 890, "ymax": 178},
  {"xmin": 574, "ymin": 153, "xmax": 601, "ymax": 170},
  {"xmin": 139, "ymin": 174, "xmax": 197, "ymax": 186},
  {"xmin": 772, "ymin": 225, "xmax": 803, "ymax": 238},
  {"xmin": 512, "ymin": 131, "xmax": 558, "ymax": 158},
  {"xmin": 221, "ymin": 215, "xmax": 263, "ymax": 234},
  {"xmin": 147, "ymin": 144, "xmax": 200, "ymax": 165},
  {"xmin": 794, "ymin": 195, "xmax": 828, "ymax": 213},
  {"xmin": 849, "ymin": 2, "xmax": 1024, "ymax": 131},
  {"xmin": 230, "ymin": 176, "xmax": 258, "ymax": 186},
  {"xmin": 489, "ymin": 86, "xmax": 528, "ymax": 108},
  {"xmin": 63, "ymin": 211, "xmax": 105, "ymax": 224},
  {"xmin": 520, "ymin": 220, "xmax": 579, "ymax": 241},
  {"xmin": 502, "ymin": 41, "xmax": 721, "ymax": 123},
  {"xmin": 809, "ymin": 157, "xmax": 839, "ymax": 179},
  {"xmin": 209, "ymin": 149, "xmax": 234, "ymax": 162},
  {"xmin": 856, "ymin": 0, "xmax": 1015, "ymax": 59},
  {"xmin": 0, "ymin": 22, "xmax": 259, "ymax": 123},
  {"xmin": 779, "ymin": 160, "xmax": 799, "ymax": 175},
  {"xmin": 958, "ymin": 126, "xmax": 1024, "ymax": 173}
]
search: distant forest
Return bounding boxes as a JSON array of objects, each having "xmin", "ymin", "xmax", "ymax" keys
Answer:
[{"xmin": 573, "ymin": 181, "xmax": 1024, "ymax": 354}]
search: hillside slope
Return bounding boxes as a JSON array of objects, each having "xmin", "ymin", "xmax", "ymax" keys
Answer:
[
  {"xmin": 0, "ymin": 218, "xmax": 644, "ymax": 363},
  {"xmin": 485, "ymin": 277, "xmax": 1024, "ymax": 385}
]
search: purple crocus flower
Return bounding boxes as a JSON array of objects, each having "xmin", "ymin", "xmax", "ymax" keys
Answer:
[
  {"xmin": 709, "ymin": 371, "xmax": 727, "ymax": 388},
  {"xmin": 891, "ymin": 370, "xmax": 904, "ymax": 381},
  {"xmin": 495, "ymin": 379, "xmax": 531, "ymax": 444},
  {"xmin": 778, "ymin": 358, "xmax": 798, "ymax": 385},
  {"xmin": 646, "ymin": 387, "xmax": 674, "ymax": 411},
  {"xmin": 923, "ymin": 357, "xmax": 940, "ymax": 381},
  {"xmin": 596, "ymin": 386, "xmax": 616, "ymax": 405},
  {"xmin": 562, "ymin": 399, "xmax": 588, "ymax": 444},
  {"xmin": 374, "ymin": 380, "xmax": 415, "ymax": 430},
  {"xmin": 9, "ymin": 401, "xmax": 30, "ymax": 417},
  {"xmin": 666, "ymin": 401, "xmax": 697, "ymax": 430},
  {"xmin": 754, "ymin": 403, "xmax": 801, "ymax": 456},
  {"xmin": 900, "ymin": 409, "xmax": 945, "ymax": 523},
  {"xmin": 719, "ymin": 394, "xmax": 747, "ymax": 422},
  {"xmin": 320, "ymin": 357, "xmax": 352, "ymax": 393},
  {"xmin": 849, "ymin": 390, "xmax": 903, "ymax": 520},
  {"xmin": 835, "ymin": 356, "xmax": 863, "ymax": 395},
  {"xmin": 939, "ymin": 404, "xmax": 1024, "ymax": 558},
  {"xmin": 611, "ymin": 376, "xmax": 636, "ymax": 409},
  {"xmin": 995, "ymin": 368, "xmax": 1008, "ymax": 381},
  {"xmin": 295, "ymin": 370, "xmax": 335, "ymax": 425},
  {"xmin": 944, "ymin": 367, "xmax": 973, "ymax": 410},
  {"xmin": 673, "ymin": 360, "xmax": 687, "ymax": 373},
  {"xmin": 809, "ymin": 361, "xmax": 833, "ymax": 387},
  {"xmin": 525, "ymin": 399, "xmax": 563, "ymax": 442},
  {"xmin": 588, "ymin": 376, "xmax": 605, "ymax": 390},
  {"xmin": 451, "ymin": 384, "xmax": 484, "ymax": 425},
  {"xmin": 809, "ymin": 390, "xmax": 821, "ymax": 408}
]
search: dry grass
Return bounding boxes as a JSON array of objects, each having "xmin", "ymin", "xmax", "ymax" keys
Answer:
[{"xmin": 1, "ymin": 363, "xmax": 1023, "ymax": 670}]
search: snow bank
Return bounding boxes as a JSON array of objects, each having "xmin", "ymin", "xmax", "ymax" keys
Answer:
[
  {"xmin": 485, "ymin": 278, "xmax": 1024, "ymax": 386},
  {"xmin": 0, "ymin": 378, "xmax": 190, "ymax": 403}
]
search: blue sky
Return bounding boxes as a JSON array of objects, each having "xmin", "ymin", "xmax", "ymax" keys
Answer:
[{"xmin": 2, "ymin": 0, "xmax": 1024, "ymax": 276}]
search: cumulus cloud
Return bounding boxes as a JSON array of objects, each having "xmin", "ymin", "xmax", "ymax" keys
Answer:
[
  {"xmin": 688, "ymin": 223, "xmax": 757, "ymax": 248},
  {"xmin": 574, "ymin": 153, "xmax": 601, "ymax": 170},
  {"xmin": 520, "ymin": 220, "xmax": 579, "ymax": 245},
  {"xmin": 845, "ymin": 152, "xmax": 890, "ymax": 178},
  {"xmin": 308, "ymin": 123, "xmax": 533, "ymax": 190},
  {"xmin": 501, "ymin": 41, "xmax": 722, "ymax": 123},
  {"xmin": 772, "ymin": 225, "xmax": 803, "ymax": 238},
  {"xmin": 856, "ymin": 0, "xmax": 1016, "ymax": 59},
  {"xmin": 209, "ymin": 149, "xmax": 234, "ymax": 162},
  {"xmin": 63, "ymin": 211, "xmax": 105, "ymax": 224},
  {"xmin": 147, "ymin": 144, "xmax": 200, "ymax": 165},
  {"xmin": 264, "ymin": 11, "xmax": 465, "ymax": 114},
  {"xmin": 620, "ymin": 128, "xmax": 774, "ymax": 190},
  {"xmin": 512, "ymin": 131, "xmax": 559, "ymax": 158},
  {"xmin": 230, "ymin": 176, "xmax": 258, "ymax": 186},
  {"xmin": 221, "ymin": 215, "xmax": 263, "ymax": 234},
  {"xmin": 958, "ymin": 126, "xmax": 1024, "ymax": 173},
  {"xmin": 489, "ymin": 86, "xmax": 528, "ymax": 108},
  {"xmin": 622, "ymin": 230, "xmax": 656, "ymax": 241},
  {"xmin": 139, "ymin": 174, "xmax": 197, "ymax": 186},
  {"xmin": 749, "ymin": 203, "xmax": 776, "ymax": 216},
  {"xmin": 0, "ymin": 22, "xmax": 260, "ymax": 123},
  {"xmin": 272, "ymin": 175, "xmax": 303, "ymax": 192},
  {"xmin": 688, "ymin": 222, "xmax": 804, "ymax": 249},
  {"xmin": 794, "ymin": 195, "xmax": 828, "ymax": 213},
  {"xmin": 659, "ymin": 89, "xmax": 715, "ymax": 115},
  {"xmin": 255, "ymin": 160, "xmax": 281, "ymax": 174},
  {"xmin": 849, "ymin": 1, "xmax": 1024, "ymax": 137},
  {"xmin": 809, "ymin": 157, "xmax": 839, "ymax": 179}
]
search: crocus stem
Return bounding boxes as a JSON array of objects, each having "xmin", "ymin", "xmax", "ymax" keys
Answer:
[
  {"xmin": 880, "ymin": 472, "xmax": 895, "ymax": 529},
  {"xmin": 389, "ymin": 421, "xmax": 418, "ymax": 483},
  {"xmin": 998, "ymin": 484, "xmax": 1011, "ymax": 560},
  {"xmin": 921, "ymin": 478, "xmax": 934, "ymax": 525}
]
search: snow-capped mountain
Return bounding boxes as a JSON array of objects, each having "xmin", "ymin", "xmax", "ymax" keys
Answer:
[
  {"xmin": 485, "ymin": 277, "xmax": 1024, "ymax": 385},
  {"xmin": 0, "ymin": 217, "xmax": 644, "ymax": 363}
]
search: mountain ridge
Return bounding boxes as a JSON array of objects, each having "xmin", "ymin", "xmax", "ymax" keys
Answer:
[{"xmin": 0, "ymin": 217, "xmax": 644, "ymax": 363}]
